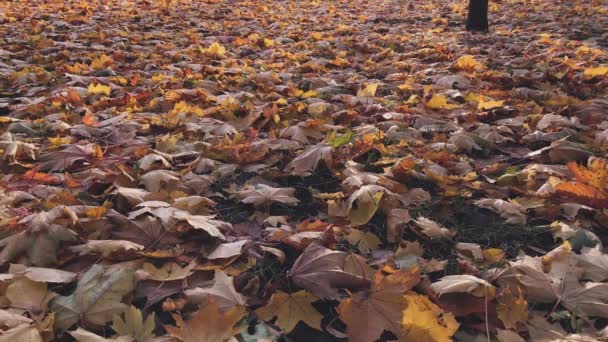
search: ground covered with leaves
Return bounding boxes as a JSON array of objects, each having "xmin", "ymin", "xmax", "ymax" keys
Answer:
[{"xmin": 1, "ymin": 0, "xmax": 608, "ymax": 341}]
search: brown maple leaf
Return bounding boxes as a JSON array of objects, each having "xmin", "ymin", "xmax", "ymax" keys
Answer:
[
  {"xmin": 289, "ymin": 242, "xmax": 371, "ymax": 299},
  {"xmin": 164, "ymin": 298, "xmax": 245, "ymax": 342},
  {"xmin": 337, "ymin": 269, "xmax": 421, "ymax": 342}
]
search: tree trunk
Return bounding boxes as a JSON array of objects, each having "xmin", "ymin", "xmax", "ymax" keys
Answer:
[{"xmin": 466, "ymin": 0, "xmax": 489, "ymax": 32}]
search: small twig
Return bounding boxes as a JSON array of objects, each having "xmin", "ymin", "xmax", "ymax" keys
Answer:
[{"xmin": 485, "ymin": 285, "xmax": 490, "ymax": 342}]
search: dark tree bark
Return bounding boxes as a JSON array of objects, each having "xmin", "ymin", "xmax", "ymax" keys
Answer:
[{"xmin": 466, "ymin": 0, "xmax": 489, "ymax": 32}]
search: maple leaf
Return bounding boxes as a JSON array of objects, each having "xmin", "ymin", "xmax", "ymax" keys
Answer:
[
  {"xmin": 5, "ymin": 277, "xmax": 56, "ymax": 313},
  {"xmin": 111, "ymin": 305, "xmax": 155, "ymax": 342},
  {"xmin": 137, "ymin": 261, "xmax": 196, "ymax": 282},
  {"xmin": 0, "ymin": 314, "xmax": 54, "ymax": 342},
  {"xmin": 347, "ymin": 229, "xmax": 381, "ymax": 253},
  {"xmin": 184, "ymin": 270, "xmax": 246, "ymax": 310},
  {"xmin": 201, "ymin": 42, "xmax": 227, "ymax": 59},
  {"xmin": 454, "ymin": 55, "xmax": 485, "ymax": 71},
  {"xmin": 285, "ymin": 143, "xmax": 333, "ymax": 176},
  {"xmin": 0, "ymin": 132, "xmax": 37, "ymax": 163},
  {"xmin": 357, "ymin": 83, "xmax": 379, "ymax": 97},
  {"xmin": 502, "ymin": 243, "xmax": 608, "ymax": 318},
  {"xmin": 425, "ymin": 94, "xmax": 460, "ymax": 110},
  {"xmin": 87, "ymin": 83, "xmax": 111, "ymax": 96},
  {"xmin": 239, "ymin": 184, "xmax": 300, "ymax": 207},
  {"xmin": 338, "ymin": 270, "xmax": 421, "ymax": 342},
  {"xmin": 567, "ymin": 158, "xmax": 608, "ymax": 191},
  {"xmin": 497, "ymin": 287, "xmax": 528, "ymax": 330},
  {"xmin": 139, "ymin": 170, "xmax": 180, "ymax": 192},
  {"xmin": 164, "ymin": 298, "xmax": 245, "ymax": 342},
  {"xmin": 346, "ymin": 184, "xmax": 385, "ymax": 227},
  {"xmin": 555, "ymin": 158, "xmax": 608, "ymax": 208},
  {"xmin": 400, "ymin": 293, "xmax": 459, "ymax": 342},
  {"xmin": 0, "ymin": 207, "xmax": 78, "ymax": 266},
  {"xmin": 39, "ymin": 144, "xmax": 103, "ymax": 172},
  {"xmin": 109, "ymin": 212, "xmax": 182, "ymax": 249},
  {"xmin": 555, "ymin": 182, "xmax": 608, "ymax": 209},
  {"xmin": 289, "ymin": 242, "xmax": 371, "ymax": 299},
  {"xmin": 280, "ymin": 121, "xmax": 326, "ymax": 143},
  {"xmin": 50, "ymin": 265, "xmax": 136, "ymax": 331},
  {"xmin": 255, "ymin": 290, "xmax": 322, "ymax": 333}
]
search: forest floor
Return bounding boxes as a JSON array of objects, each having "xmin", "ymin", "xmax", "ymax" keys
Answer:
[{"xmin": 1, "ymin": 0, "xmax": 608, "ymax": 341}]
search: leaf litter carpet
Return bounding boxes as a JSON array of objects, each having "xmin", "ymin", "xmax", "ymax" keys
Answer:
[{"xmin": 1, "ymin": 0, "xmax": 608, "ymax": 341}]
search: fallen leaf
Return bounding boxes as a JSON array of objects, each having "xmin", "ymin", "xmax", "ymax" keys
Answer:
[
  {"xmin": 137, "ymin": 261, "xmax": 196, "ymax": 281},
  {"xmin": 164, "ymin": 298, "xmax": 245, "ymax": 342},
  {"xmin": 184, "ymin": 270, "xmax": 246, "ymax": 310},
  {"xmin": 87, "ymin": 83, "xmax": 111, "ymax": 97},
  {"xmin": 497, "ymin": 287, "xmax": 528, "ymax": 330},
  {"xmin": 401, "ymin": 292, "xmax": 459, "ymax": 342},
  {"xmin": 338, "ymin": 270, "xmax": 421, "ymax": 342},
  {"xmin": 289, "ymin": 242, "xmax": 370, "ymax": 299},
  {"xmin": 240, "ymin": 184, "xmax": 299, "ymax": 207},
  {"xmin": 50, "ymin": 265, "xmax": 136, "ymax": 331},
  {"xmin": 256, "ymin": 290, "xmax": 322, "ymax": 333},
  {"xmin": 111, "ymin": 305, "xmax": 155, "ymax": 342},
  {"xmin": 430, "ymin": 275, "xmax": 495, "ymax": 298},
  {"xmin": 357, "ymin": 83, "xmax": 379, "ymax": 97},
  {"xmin": 412, "ymin": 217, "xmax": 455, "ymax": 240}
]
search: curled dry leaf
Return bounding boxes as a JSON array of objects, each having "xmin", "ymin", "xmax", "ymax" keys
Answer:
[
  {"xmin": 289, "ymin": 242, "xmax": 371, "ymax": 299},
  {"xmin": 430, "ymin": 275, "xmax": 495, "ymax": 298},
  {"xmin": 411, "ymin": 217, "xmax": 455, "ymax": 240},
  {"xmin": 69, "ymin": 240, "xmax": 144, "ymax": 258},
  {"xmin": 184, "ymin": 270, "xmax": 246, "ymax": 310}
]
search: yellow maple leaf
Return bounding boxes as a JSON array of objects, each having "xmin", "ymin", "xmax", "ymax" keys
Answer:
[
  {"xmin": 454, "ymin": 55, "xmax": 485, "ymax": 71},
  {"xmin": 255, "ymin": 290, "xmax": 322, "ymax": 333},
  {"xmin": 300, "ymin": 89, "xmax": 318, "ymax": 99},
  {"xmin": 90, "ymin": 54, "xmax": 113, "ymax": 70},
  {"xmin": 349, "ymin": 190, "xmax": 384, "ymax": 227},
  {"xmin": 112, "ymin": 305, "xmax": 156, "ymax": 342},
  {"xmin": 87, "ymin": 83, "xmax": 111, "ymax": 96},
  {"xmin": 347, "ymin": 229, "xmax": 381, "ymax": 253},
  {"xmin": 357, "ymin": 83, "xmax": 379, "ymax": 97},
  {"xmin": 311, "ymin": 32, "xmax": 323, "ymax": 41},
  {"xmin": 583, "ymin": 65, "xmax": 608, "ymax": 78},
  {"xmin": 86, "ymin": 201, "xmax": 112, "ymax": 219},
  {"xmin": 165, "ymin": 101, "xmax": 205, "ymax": 125},
  {"xmin": 201, "ymin": 42, "xmax": 227, "ymax": 58},
  {"xmin": 263, "ymin": 38, "xmax": 274, "ymax": 47},
  {"xmin": 425, "ymin": 94, "xmax": 459, "ymax": 110},
  {"xmin": 496, "ymin": 287, "xmax": 528, "ymax": 330},
  {"xmin": 401, "ymin": 292, "xmax": 459, "ymax": 342},
  {"xmin": 477, "ymin": 97, "xmax": 504, "ymax": 110},
  {"xmin": 48, "ymin": 136, "xmax": 71, "ymax": 147}
]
